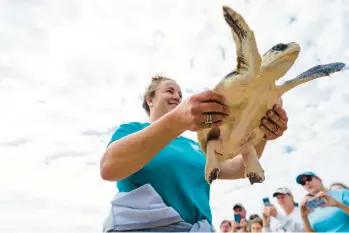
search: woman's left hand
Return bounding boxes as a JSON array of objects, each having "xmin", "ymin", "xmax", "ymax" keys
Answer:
[
  {"xmin": 260, "ymin": 97, "xmax": 288, "ymax": 141},
  {"xmin": 316, "ymin": 191, "xmax": 340, "ymax": 207}
]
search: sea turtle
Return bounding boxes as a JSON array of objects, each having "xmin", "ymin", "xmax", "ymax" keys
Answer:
[{"xmin": 196, "ymin": 5, "xmax": 346, "ymax": 185}]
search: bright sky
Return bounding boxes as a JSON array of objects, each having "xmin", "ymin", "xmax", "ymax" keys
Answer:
[{"xmin": 1, "ymin": 0, "xmax": 348, "ymax": 232}]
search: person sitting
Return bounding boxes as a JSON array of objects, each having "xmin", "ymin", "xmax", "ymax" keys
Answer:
[
  {"xmin": 100, "ymin": 76, "xmax": 289, "ymax": 232},
  {"xmin": 297, "ymin": 171, "xmax": 349, "ymax": 232}
]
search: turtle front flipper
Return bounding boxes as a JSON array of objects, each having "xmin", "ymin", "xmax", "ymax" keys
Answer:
[
  {"xmin": 277, "ymin": 62, "xmax": 346, "ymax": 94},
  {"xmin": 242, "ymin": 145, "xmax": 265, "ymax": 184},
  {"xmin": 205, "ymin": 140, "xmax": 221, "ymax": 184},
  {"xmin": 222, "ymin": 6, "xmax": 261, "ymax": 84}
]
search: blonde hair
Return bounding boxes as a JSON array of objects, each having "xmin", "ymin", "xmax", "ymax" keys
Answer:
[
  {"xmin": 250, "ymin": 217, "xmax": 263, "ymax": 227},
  {"xmin": 142, "ymin": 75, "xmax": 174, "ymax": 116}
]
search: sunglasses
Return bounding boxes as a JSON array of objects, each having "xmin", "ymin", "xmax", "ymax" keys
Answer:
[{"xmin": 300, "ymin": 176, "xmax": 313, "ymax": 185}]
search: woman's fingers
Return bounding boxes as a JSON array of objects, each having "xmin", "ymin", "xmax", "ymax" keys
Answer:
[
  {"xmin": 195, "ymin": 90, "xmax": 226, "ymax": 106},
  {"xmin": 197, "ymin": 101, "xmax": 230, "ymax": 115}
]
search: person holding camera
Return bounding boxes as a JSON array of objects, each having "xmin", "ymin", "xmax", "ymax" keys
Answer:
[
  {"xmin": 296, "ymin": 171, "xmax": 349, "ymax": 232},
  {"xmin": 232, "ymin": 203, "xmax": 249, "ymax": 232},
  {"xmin": 262, "ymin": 187, "xmax": 304, "ymax": 232}
]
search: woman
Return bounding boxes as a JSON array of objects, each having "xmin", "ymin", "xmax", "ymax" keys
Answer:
[
  {"xmin": 299, "ymin": 176, "xmax": 349, "ymax": 232},
  {"xmin": 100, "ymin": 76, "xmax": 289, "ymax": 232}
]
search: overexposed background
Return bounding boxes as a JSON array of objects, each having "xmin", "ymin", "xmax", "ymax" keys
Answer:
[{"xmin": 1, "ymin": 0, "xmax": 349, "ymax": 232}]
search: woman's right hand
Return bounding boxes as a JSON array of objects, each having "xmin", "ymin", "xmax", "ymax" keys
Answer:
[
  {"xmin": 173, "ymin": 90, "xmax": 230, "ymax": 131},
  {"xmin": 300, "ymin": 197, "xmax": 310, "ymax": 217}
]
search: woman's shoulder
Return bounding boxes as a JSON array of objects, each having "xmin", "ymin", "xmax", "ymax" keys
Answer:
[
  {"xmin": 108, "ymin": 122, "xmax": 150, "ymax": 146},
  {"xmin": 117, "ymin": 121, "xmax": 150, "ymax": 130},
  {"xmin": 328, "ymin": 188, "xmax": 349, "ymax": 201}
]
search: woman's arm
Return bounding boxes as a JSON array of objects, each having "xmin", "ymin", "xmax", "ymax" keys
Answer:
[
  {"xmin": 301, "ymin": 215, "xmax": 315, "ymax": 232},
  {"xmin": 316, "ymin": 190, "xmax": 349, "ymax": 215},
  {"xmin": 100, "ymin": 90, "xmax": 229, "ymax": 181},
  {"xmin": 100, "ymin": 111, "xmax": 185, "ymax": 181},
  {"xmin": 336, "ymin": 202, "xmax": 349, "ymax": 215},
  {"xmin": 300, "ymin": 197, "xmax": 315, "ymax": 232}
]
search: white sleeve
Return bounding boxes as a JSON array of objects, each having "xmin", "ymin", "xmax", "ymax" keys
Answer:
[{"xmin": 273, "ymin": 208, "xmax": 304, "ymax": 232}]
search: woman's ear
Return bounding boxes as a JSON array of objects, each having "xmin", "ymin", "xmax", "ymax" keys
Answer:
[{"xmin": 146, "ymin": 96, "xmax": 153, "ymax": 107}]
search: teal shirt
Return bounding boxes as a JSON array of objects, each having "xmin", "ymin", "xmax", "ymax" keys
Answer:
[
  {"xmin": 108, "ymin": 122, "xmax": 212, "ymax": 225},
  {"xmin": 308, "ymin": 189, "xmax": 349, "ymax": 232}
]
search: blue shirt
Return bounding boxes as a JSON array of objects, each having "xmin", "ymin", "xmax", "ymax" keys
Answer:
[
  {"xmin": 308, "ymin": 189, "xmax": 349, "ymax": 232},
  {"xmin": 108, "ymin": 122, "xmax": 212, "ymax": 225}
]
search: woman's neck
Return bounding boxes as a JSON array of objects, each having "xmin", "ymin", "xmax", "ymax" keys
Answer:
[{"xmin": 149, "ymin": 111, "xmax": 168, "ymax": 123}]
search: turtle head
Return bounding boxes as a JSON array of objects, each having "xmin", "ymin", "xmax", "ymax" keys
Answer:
[{"xmin": 260, "ymin": 42, "xmax": 301, "ymax": 77}]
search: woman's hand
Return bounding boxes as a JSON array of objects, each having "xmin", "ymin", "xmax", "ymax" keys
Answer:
[
  {"xmin": 259, "ymin": 97, "xmax": 289, "ymax": 140},
  {"xmin": 300, "ymin": 196, "xmax": 311, "ymax": 217},
  {"xmin": 262, "ymin": 210, "xmax": 271, "ymax": 227},
  {"xmin": 316, "ymin": 191, "xmax": 340, "ymax": 207},
  {"xmin": 174, "ymin": 90, "xmax": 229, "ymax": 131}
]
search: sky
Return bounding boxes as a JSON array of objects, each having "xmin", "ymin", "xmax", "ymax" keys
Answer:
[{"xmin": 1, "ymin": 0, "xmax": 349, "ymax": 232}]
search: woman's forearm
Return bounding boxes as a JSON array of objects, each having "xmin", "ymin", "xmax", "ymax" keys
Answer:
[
  {"xmin": 337, "ymin": 202, "xmax": 349, "ymax": 215},
  {"xmin": 301, "ymin": 215, "xmax": 314, "ymax": 232},
  {"xmin": 100, "ymin": 111, "xmax": 186, "ymax": 181}
]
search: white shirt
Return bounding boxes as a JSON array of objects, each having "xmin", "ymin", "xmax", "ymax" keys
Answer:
[{"xmin": 264, "ymin": 206, "xmax": 304, "ymax": 232}]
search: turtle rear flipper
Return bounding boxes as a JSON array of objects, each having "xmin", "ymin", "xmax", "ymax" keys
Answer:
[
  {"xmin": 205, "ymin": 140, "xmax": 221, "ymax": 184},
  {"xmin": 242, "ymin": 145, "xmax": 265, "ymax": 184},
  {"xmin": 222, "ymin": 6, "xmax": 261, "ymax": 85},
  {"xmin": 277, "ymin": 62, "xmax": 346, "ymax": 94}
]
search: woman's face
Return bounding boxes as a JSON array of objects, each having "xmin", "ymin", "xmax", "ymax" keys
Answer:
[
  {"xmin": 148, "ymin": 80, "xmax": 182, "ymax": 116},
  {"xmin": 250, "ymin": 223, "xmax": 263, "ymax": 232}
]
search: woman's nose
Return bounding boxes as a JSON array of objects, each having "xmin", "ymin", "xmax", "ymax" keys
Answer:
[{"xmin": 173, "ymin": 93, "xmax": 181, "ymax": 100}]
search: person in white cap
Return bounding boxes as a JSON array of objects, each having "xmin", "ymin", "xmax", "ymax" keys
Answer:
[{"xmin": 262, "ymin": 187, "xmax": 304, "ymax": 232}]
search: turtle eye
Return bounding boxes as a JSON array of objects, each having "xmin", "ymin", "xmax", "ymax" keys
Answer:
[{"xmin": 272, "ymin": 43, "xmax": 288, "ymax": 51}]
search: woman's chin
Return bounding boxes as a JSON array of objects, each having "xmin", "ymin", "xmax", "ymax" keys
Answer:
[{"xmin": 168, "ymin": 104, "xmax": 179, "ymax": 109}]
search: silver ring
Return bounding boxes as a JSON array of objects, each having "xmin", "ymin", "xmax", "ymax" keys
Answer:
[{"xmin": 205, "ymin": 114, "xmax": 213, "ymax": 124}]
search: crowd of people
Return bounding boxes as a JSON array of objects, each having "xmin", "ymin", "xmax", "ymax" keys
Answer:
[{"xmin": 219, "ymin": 172, "xmax": 349, "ymax": 232}]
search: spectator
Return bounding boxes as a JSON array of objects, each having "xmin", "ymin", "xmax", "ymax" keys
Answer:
[
  {"xmin": 330, "ymin": 182, "xmax": 349, "ymax": 190},
  {"xmin": 248, "ymin": 214, "xmax": 262, "ymax": 232},
  {"xmin": 296, "ymin": 171, "xmax": 349, "ymax": 232},
  {"xmin": 299, "ymin": 193, "xmax": 316, "ymax": 232},
  {"xmin": 249, "ymin": 214, "xmax": 261, "ymax": 221},
  {"xmin": 262, "ymin": 187, "xmax": 304, "ymax": 232},
  {"xmin": 232, "ymin": 203, "xmax": 248, "ymax": 232},
  {"xmin": 220, "ymin": 220, "xmax": 232, "ymax": 232},
  {"xmin": 249, "ymin": 217, "xmax": 264, "ymax": 232}
]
